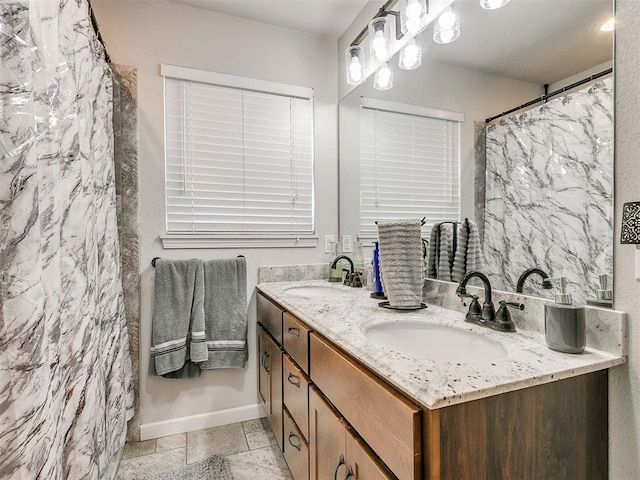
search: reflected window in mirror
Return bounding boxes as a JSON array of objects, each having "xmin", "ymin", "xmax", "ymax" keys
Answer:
[{"xmin": 359, "ymin": 98, "xmax": 463, "ymax": 239}]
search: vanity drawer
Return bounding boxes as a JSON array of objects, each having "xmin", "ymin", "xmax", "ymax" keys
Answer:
[
  {"xmin": 310, "ymin": 333, "xmax": 421, "ymax": 480},
  {"xmin": 283, "ymin": 354, "xmax": 310, "ymax": 441},
  {"xmin": 283, "ymin": 313, "xmax": 310, "ymax": 374},
  {"xmin": 283, "ymin": 408, "xmax": 309, "ymax": 480},
  {"xmin": 257, "ymin": 292, "xmax": 284, "ymax": 343}
]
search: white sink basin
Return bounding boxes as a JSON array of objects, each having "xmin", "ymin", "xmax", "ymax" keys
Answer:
[
  {"xmin": 283, "ymin": 285, "xmax": 352, "ymax": 298},
  {"xmin": 364, "ymin": 321, "xmax": 508, "ymax": 363}
]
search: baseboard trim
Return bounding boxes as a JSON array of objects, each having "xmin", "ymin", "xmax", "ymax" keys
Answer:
[{"xmin": 139, "ymin": 403, "xmax": 266, "ymax": 440}]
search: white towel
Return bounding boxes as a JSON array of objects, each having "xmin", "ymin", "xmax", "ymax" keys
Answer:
[
  {"xmin": 377, "ymin": 219, "xmax": 424, "ymax": 307},
  {"xmin": 465, "ymin": 221, "xmax": 485, "ymax": 273},
  {"xmin": 426, "ymin": 226, "xmax": 439, "ymax": 279}
]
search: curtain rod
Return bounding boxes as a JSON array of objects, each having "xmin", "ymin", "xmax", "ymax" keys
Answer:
[
  {"xmin": 87, "ymin": 0, "xmax": 111, "ymax": 64},
  {"xmin": 485, "ymin": 68, "xmax": 612, "ymax": 123}
]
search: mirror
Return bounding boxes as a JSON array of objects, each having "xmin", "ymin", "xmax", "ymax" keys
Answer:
[{"xmin": 339, "ymin": 0, "xmax": 614, "ymax": 305}]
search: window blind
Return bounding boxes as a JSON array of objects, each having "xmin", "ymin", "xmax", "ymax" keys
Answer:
[
  {"xmin": 163, "ymin": 70, "xmax": 314, "ymax": 235},
  {"xmin": 360, "ymin": 105, "xmax": 461, "ymax": 237}
]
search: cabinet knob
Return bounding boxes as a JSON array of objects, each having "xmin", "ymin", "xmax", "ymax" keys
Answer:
[
  {"xmin": 288, "ymin": 432, "xmax": 302, "ymax": 451},
  {"xmin": 287, "ymin": 372, "xmax": 301, "ymax": 387}
]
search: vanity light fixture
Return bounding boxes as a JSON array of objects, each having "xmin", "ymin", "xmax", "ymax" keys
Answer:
[
  {"xmin": 346, "ymin": 45, "xmax": 366, "ymax": 85},
  {"xmin": 480, "ymin": 0, "xmax": 511, "ymax": 10},
  {"xmin": 374, "ymin": 62, "xmax": 393, "ymax": 90},
  {"xmin": 400, "ymin": 0, "xmax": 428, "ymax": 35},
  {"xmin": 433, "ymin": 6, "xmax": 460, "ymax": 44},
  {"xmin": 620, "ymin": 201, "xmax": 640, "ymax": 280},
  {"xmin": 399, "ymin": 38, "xmax": 422, "ymax": 70}
]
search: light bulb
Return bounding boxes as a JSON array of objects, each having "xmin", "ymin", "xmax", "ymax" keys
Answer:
[
  {"xmin": 374, "ymin": 63, "xmax": 393, "ymax": 90},
  {"xmin": 400, "ymin": 39, "xmax": 421, "ymax": 70},
  {"xmin": 438, "ymin": 11, "xmax": 456, "ymax": 29},
  {"xmin": 406, "ymin": 17, "xmax": 422, "ymax": 35},
  {"xmin": 372, "ymin": 30, "xmax": 388, "ymax": 61},
  {"xmin": 406, "ymin": 0, "xmax": 423, "ymax": 19},
  {"xmin": 600, "ymin": 19, "xmax": 614, "ymax": 32},
  {"xmin": 480, "ymin": 0, "xmax": 510, "ymax": 10},
  {"xmin": 440, "ymin": 30, "xmax": 454, "ymax": 43},
  {"xmin": 349, "ymin": 57, "xmax": 363, "ymax": 82}
]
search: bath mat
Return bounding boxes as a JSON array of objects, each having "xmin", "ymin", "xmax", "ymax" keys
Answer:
[{"xmin": 124, "ymin": 455, "xmax": 232, "ymax": 480}]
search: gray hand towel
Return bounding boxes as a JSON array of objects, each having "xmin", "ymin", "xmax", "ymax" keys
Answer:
[
  {"xmin": 451, "ymin": 220, "xmax": 470, "ymax": 282},
  {"xmin": 201, "ymin": 257, "xmax": 248, "ymax": 369},
  {"xmin": 150, "ymin": 259, "xmax": 207, "ymax": 377},
  {"xmin": 437, "ymin": 224, "xmax": 453, "ymax": 281},
  {"xmin": 377, "ymin": 219, "xmax": 424, "ymax": 307},
  {"xmin": 426, "ymin": 224, "xmax": 440, "ymax": 279}
]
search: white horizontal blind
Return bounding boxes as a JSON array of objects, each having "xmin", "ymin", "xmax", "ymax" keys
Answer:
[
  {"xmin": 164, "ymin": 74, "xmax": 314, "ymax": 234},
  {"xmin": 360, "ymin": 106, "xmax": 461, "ymax": 237}
]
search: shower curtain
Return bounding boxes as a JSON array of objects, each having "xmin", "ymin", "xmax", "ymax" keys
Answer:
[{"xmin": 0, "ymin": 1, "xmax": 134, "ymax": 478}]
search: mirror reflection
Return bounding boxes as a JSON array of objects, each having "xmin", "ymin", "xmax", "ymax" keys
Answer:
[{"xmin": 339, "ymin": 0, "xmax": 614, "ymax": 305}]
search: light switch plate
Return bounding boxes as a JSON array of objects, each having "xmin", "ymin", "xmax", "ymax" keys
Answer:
[
  {"xmin": 324, "ymin": 235, "xmax": 335, "ymax": 254},
  {"xmin": 342, "ymin": 235, "xmax": 353, "ymax": 253}
]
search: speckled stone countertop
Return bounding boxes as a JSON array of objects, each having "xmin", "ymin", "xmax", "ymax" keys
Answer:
[{"xmin": 257, "ymin": 280, "xmax": 626, "ymax": 409}]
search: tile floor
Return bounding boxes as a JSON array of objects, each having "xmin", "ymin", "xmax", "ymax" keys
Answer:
[{"xmin": 117, "ymin": 418, "xmax": 293, "ymax": 479}]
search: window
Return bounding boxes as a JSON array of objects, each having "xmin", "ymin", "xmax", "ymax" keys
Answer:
[
  {"xmin": 359, "ymin": 98, "xmax": 462, "ymax": 238},
  {"xmin": 161, "ymin": 65, "xmax": 315, "ymax": 248}
]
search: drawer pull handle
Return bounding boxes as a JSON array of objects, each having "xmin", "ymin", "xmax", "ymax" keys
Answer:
[
  {"xmin": 287, "ymin": 373, "xmax": 301, "ymax": 388},
  {"xmin": 261, "ymin": 351, "xmax": 270, "ymax": 373},
  {"xmin": 343, "ymin": 466, "xmax": 354, "ymax": 480},
  {"xmin": 287, "ymin": 327, "xmax": 300, "ymax": 337},
  {"xmin": 288, "ymin": 432, "xmax": 302, "ymax": 451},
  {"xmin": 334, "ymin": 454, "xmax": 345, "ymax": 480}
]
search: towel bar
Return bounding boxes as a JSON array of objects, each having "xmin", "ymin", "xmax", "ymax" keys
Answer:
[{"xmin": 151, "ymin": 255, "xmax": 245, "ymax": 267}]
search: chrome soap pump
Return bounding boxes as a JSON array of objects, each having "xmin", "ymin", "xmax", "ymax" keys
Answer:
[{"xmin": 544, "ymin": 277, "xmax": 586, "ymax": 354}]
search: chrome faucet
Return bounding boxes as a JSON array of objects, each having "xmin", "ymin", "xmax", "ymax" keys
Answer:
[
  {"xmin": 456, "ymin": 271, "xmax": 495, "ymax": 325},
  {"xmin": 516, "ymin": 268, "xmax": 553, "ymax": 293},
  {"xmin": 331, "ymin": 255, "xmax": 362, "ymax": 287}
]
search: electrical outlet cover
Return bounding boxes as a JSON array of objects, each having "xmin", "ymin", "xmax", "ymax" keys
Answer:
[
  {"xmin": 324, "ymin": 235, "xmax": 335, "ymax": 254},
  {"xmin": 342, "ymin": 235, "xmax": 353, "ymax": 253}
]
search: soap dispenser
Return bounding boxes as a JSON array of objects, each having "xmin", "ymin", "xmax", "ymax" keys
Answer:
[{"xmin": 544, "ymin": 277, "xmax": 586, "ymax": 354}]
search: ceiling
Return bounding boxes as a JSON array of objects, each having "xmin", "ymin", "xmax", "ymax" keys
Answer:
[
  {"xmin": 164, "ymin": 0, "xmax": 613, "ymax": 85},
  {"xmin": 168, "ymin": 0, "xmax": 371, "ymax": 38},
  {"xmin": 423, "ymin": 0, "xmax": 613, "ymax": 85}
]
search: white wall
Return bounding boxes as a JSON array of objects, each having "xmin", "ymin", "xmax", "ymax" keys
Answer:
[
  {"xmin": 92, "ymin": 0, "xmax": 338, "ymax": 437},
  {"xmin": 610, "ymin": 1, "xmax": 640, "ymax": 477}
]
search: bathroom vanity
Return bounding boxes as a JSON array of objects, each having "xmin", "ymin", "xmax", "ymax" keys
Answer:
[{"xmin": 257, "ymin": 280, "xmax": 625, "ymax": 480}]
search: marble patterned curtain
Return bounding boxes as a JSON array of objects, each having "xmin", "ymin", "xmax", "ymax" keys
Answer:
[
  {"xmin": 484, "ymin": 78, "xmax": 614, "ymax": 304},
  {"xmin": 0, "ymin": 1, "xmax": 134, "ymax": 478}
]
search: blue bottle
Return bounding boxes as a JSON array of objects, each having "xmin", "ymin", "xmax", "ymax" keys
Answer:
[{"xmin": 372, "ymin": 242, "xmax": 384, "ymax": 296}]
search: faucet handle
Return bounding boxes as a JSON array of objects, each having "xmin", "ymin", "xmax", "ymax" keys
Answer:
[{"xmin": 492, "ymin": 301, "xmax": 523, "ymax": 332}]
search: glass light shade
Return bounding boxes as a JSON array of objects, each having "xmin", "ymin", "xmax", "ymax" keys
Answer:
[
  {"xmin": 400, "ymin": 0, "xmax": 428, "ymax": 35},
  {"xmin": 373, "ymin": 63, "xmax": 393, "ymax": 90},
  {"xmin": 433, "ymin": 7, "xmax": 460, "ymax": 44},
  {"xmin": 479, "ymin": 0, "xmax": 511, "ymax": 10},
  {"xmin": 368, "ymin": 17, "xmax": 390, "ymax": 62},
  {"xmin": 345, "ymin": 45, "xmax": 365, "ymax": 85},
  {"xmin": 399, "ymin": 39, "xmax": 422, "ymax": 70}
]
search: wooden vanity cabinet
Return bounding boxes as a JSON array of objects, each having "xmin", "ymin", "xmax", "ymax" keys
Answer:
[
  {"xmin": 258, "ymin": 290, "xmax": 608, "ymax": 480},
  {"xmin": 309, "ymin": 385, "xmax": 394, "ymax": 480}
]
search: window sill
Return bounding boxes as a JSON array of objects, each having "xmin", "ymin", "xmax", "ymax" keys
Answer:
[{"xmin": 160, "ymin": 234, "xmax": 319, "ymax": 249}]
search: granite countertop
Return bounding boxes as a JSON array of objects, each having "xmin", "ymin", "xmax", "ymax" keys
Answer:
[{"xmin": 257, "ymin": 279, "xmax": 626, "ymax": 409}]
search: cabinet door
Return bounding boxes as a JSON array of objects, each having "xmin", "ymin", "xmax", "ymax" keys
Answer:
[
  {"xmin": 345, "ymin": 429, "xmax": 394, "ymax": 480},
  {"xmin": 257, "ymin": 325, "xmax": 270, "ymax": 413},
  {"xmin": 309, "ymin": 386, "xmax": 347, "ymax": 480},
  {"xmin": 264, "ymin": 332, "xmax": 284, "ymax": 451}
]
